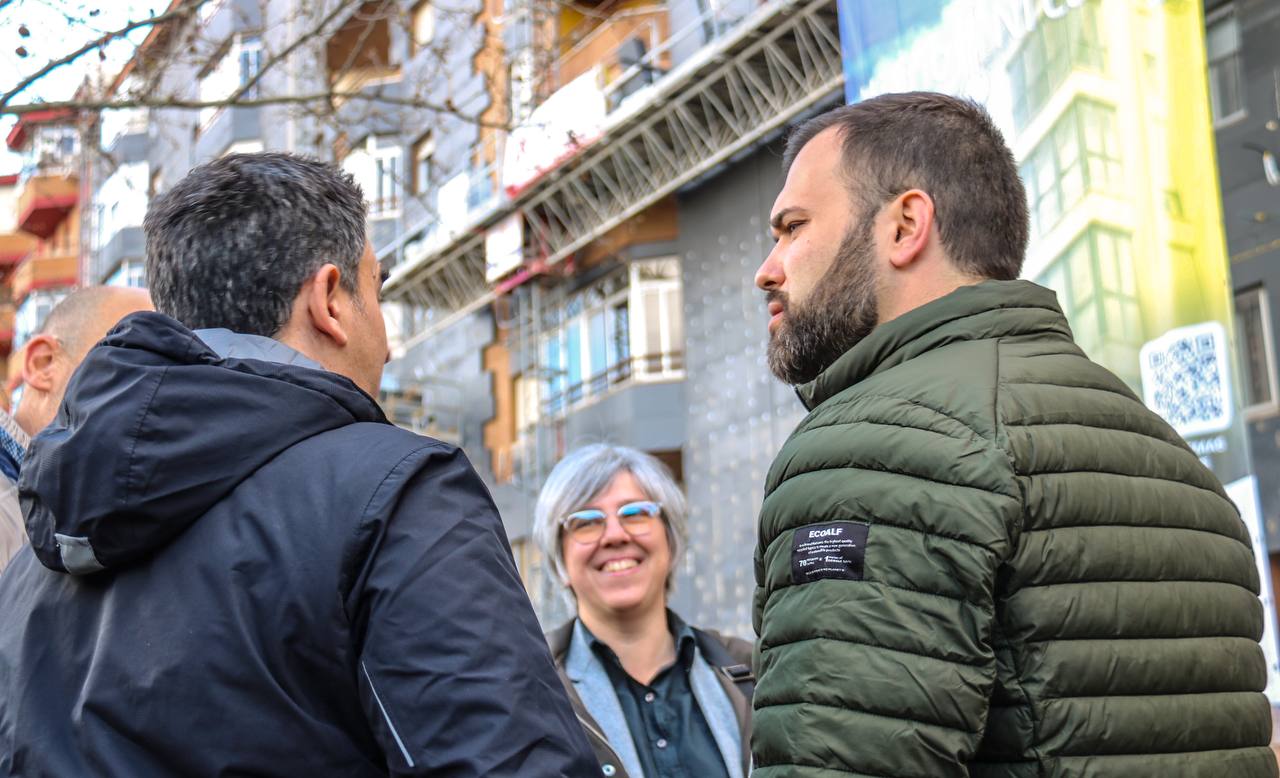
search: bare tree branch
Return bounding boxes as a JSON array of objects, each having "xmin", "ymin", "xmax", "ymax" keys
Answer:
[
  {"xmin": 1, "ymin": 91, "xmax": 511, "ymax": 129},
  {"xmin": 225, "ymin": 0, "xmax": 358, "ymax": 105},
  {"xmin": 0, "ymin": 1, "xmax": 212, "ymax": 109}
]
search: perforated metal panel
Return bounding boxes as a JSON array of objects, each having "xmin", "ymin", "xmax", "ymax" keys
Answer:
[{"xmin": 669, "ymin": 145, "xmax": 806, "ymax": 638}]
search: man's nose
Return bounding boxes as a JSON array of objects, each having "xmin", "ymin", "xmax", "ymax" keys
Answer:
[{"xmin": 756, "ymin": 246, "xmax": 784, "ymax": 291}]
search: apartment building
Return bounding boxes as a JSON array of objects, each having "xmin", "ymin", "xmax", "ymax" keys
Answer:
[
  {"xmin": 65, "ymin": 0, "xmax": 1276, "ymax": 637},
  {"xmin": 1209, "ymin": 0, "xmax": 1280, "ymax": 580},
  {"xmin": 4, "ymin": 110, "xmax": 82, "ymax": 398}
]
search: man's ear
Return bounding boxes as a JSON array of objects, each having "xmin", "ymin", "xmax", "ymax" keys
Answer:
[
  {"xmin": 304, "ymin": 263, "xmax": 349, "ymax": 348},
  {"xmin": 885, "ymin": 189, "xmax": 936, "ymax": 270},
  {"xmin": 21, "ymin": 335, "xmax": 59, "ymax": 393}
]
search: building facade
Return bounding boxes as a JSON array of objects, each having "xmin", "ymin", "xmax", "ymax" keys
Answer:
[
  {"xmin": 3, "ymin": 111, "xmax": 82, "ymax": 399},
  {"xmin": 1210, "ymin": 0, "xmax": 1280, "ymax": 580},
  {"xmin": 58, "ymin": 0, "xmax": 1276, "ymax": 637}
]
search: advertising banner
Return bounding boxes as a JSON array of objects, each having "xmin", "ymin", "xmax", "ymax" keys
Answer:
[{"xmin": 836, "ymin": 0, "xmax": 1279, "ymax": 699}]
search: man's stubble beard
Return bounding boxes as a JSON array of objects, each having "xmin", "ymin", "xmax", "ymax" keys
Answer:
[{"xmin": 766, "ymin": 218, "xmax": 881, "ymax": 386}]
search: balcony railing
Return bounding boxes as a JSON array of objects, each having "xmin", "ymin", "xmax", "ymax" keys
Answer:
[
  {"xmin": 546, "ymin": 350, "xmax": 684, "ymax": 415},
  {"xmin": 0, "ymin": 232, "xmax": 37, "ymax": 267},
  {"xmin": 16, "ymin": 170, "xmax": 77, "ymax": 239},
  {"xmin": 11, "ymin": 252, "xmax": 78, "ymax": 304},
  {"xmin": 502, "ymin": 0, "xmax": 762, "ymax": 196},
  {"xmin": 387, "ymin": 158, "xmax": 501, "ymax": 273}
]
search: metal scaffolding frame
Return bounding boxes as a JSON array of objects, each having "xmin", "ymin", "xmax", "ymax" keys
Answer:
[{"xmin": 382, "ymin": 0, "xmax": 842, "ymax": 348}]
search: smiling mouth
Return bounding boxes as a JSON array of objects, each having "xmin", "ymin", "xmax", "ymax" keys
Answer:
[{"xmin": 601, "ymin": 559, "xmax": 640, "ymax": 573}]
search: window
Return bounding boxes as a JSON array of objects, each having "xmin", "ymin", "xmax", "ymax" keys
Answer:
[
  {"xmin": 343, "ymin": 136, "xmax": 402, "ymax": 217},
  {"xmin": 1007, "ymin": 0, "xmax": 1105, "ymax": 129},
  {"xmin": 515, "ymin": 374, "xmax": 540, "ymax": 432},
  {"xmin": 631, "ymin": 258, "xmax": 683, "ymax": 376},
  {"xmin": 536, "ymin": 258, "xmax": 683, "ymax": 418},
  {"xmin": 411, "ymin": 132, "xmax": 435, "ymax": 195},
  {"xmin": 14, "ymin": 289, "xmax": 67, "ymax": 352},
  {"xmin": 1034, "ymin": 227, "xmax": 1143, "ymax": 373},
  {"xmin": 238, "ymin": 36, "xmax": 263, "ymax": 98},
  {"xmin": 92, "ymin": 203, "xmax": 105, "ymax": 253},
  {"xmin": 198, "ymin": 34, "xmax": 263, "ymax": 129},
  {"xmin": 410, "ymin": 1, "xmax": 435, "ymax": 55},
  {"xmin": 373, "ymin": 139, "xmax": 402, "ymax": 215},
  {"xmin": 93, "ymin": 161, "xmax": 149, "ymax": 249},
  {"xmin": 1235, "ymin": 287, "xmax": 1278, "ymax": 417},
  {"xmin": 326, "ymin": 1, "xmax": 400, "ymax": 94},
  {"xmin": 1020, "ymin": 99, "xmax": 1121, "ymax": 239},
  {"xmin": 106, "ymin": 260, "xmax": 147, "ymax": 289},
  {"xmin": 21, "ymin": 125, "xmax": 78, "ymax": 175},
  {"xmin": 1206, "ymin": 6, "xmax": 1245, "ymax": 125}
]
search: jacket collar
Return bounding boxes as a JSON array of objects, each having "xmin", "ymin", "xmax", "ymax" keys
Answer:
[
  {"xmin": 795, "ymin": 279, "xmax": 1071, "ymax": 410},
  {"xmin": 556, "ymin": 617, "xmax": 746, "ymax": 778},
  {"xmin": 193, "ymin": 328, "xmax": 324, "ymax": 371}
]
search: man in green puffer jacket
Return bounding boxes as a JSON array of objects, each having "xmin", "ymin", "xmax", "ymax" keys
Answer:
[{"xmin": 751, "ymin": 91, "xmax": 1276, "ymax": 778}]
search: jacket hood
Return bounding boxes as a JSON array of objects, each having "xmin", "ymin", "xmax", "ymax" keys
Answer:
[
  {"xmin": 796, "ymin": 280, "xmax": 1073, "ymax": 410},
  {"xmin": 20, "ymin": 312, "xmax": 387, "ymax": 575}
]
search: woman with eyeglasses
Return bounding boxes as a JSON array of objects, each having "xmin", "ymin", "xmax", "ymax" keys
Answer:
[{"xmin": 534, "ymin": 443, "xmax": 753, "ymax": 778}]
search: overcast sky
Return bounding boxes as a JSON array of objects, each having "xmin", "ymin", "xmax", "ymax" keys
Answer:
[{"xmin": 0, "ymin": 0, "xmax": 158, "ymax": 174}]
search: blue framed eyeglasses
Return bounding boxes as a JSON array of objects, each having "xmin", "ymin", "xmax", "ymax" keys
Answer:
[{"xmin": 560, "ymin": 501, "xmax": 662, "ymax": 544}]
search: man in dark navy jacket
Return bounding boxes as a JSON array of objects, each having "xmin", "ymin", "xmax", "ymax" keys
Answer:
[{"xmin": 0, "ymin": 153, "xmax": 597, "ymax": 777}]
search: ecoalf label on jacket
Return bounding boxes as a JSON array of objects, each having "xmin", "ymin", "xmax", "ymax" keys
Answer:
[{"xmin": 791, "ymin": 521, "xmax": 870, "ymax": 583}]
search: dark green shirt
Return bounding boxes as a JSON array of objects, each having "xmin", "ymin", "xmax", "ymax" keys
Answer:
[{"xmin": 583, "ymin": 613, "xmax": 729, "ymax": 778}]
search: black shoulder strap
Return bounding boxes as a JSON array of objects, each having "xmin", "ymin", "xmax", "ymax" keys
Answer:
[{"xmin": 692, "ymin": 628, "xmax": 755, "ymax": 702}]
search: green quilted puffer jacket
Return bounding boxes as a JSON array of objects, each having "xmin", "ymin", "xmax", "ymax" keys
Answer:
[{"xmin": 751, "ymin": 280, "xmax": 1275, "ymax": 778}]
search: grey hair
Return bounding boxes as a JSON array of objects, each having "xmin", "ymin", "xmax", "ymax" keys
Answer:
[
  {"xmin": 533, "ymin": 443, "xmax": 688, "ymax": 598},
  {"xmin": 39, "ymin": 286, "xmax": 149, "ymax": 357},
  {"xmin": 144, "ymin": 152, "xmax": 368, "ymax": 337}
]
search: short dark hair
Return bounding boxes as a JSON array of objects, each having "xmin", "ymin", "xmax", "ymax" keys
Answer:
[
  {"xmin": 783, "ymin": 92, "xmax": 1029, "ymax": 280},
  {"xmin": 144, "ymin": 152, "xmax": 367, "ymax": 336}
]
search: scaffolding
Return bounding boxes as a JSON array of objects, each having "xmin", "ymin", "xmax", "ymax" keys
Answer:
[{"xmin": 379, "ymin": 0, "xmax": 842, "ymax": 349}]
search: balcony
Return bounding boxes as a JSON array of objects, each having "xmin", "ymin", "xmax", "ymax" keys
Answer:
[
  {"xmin": 92, "ymin": 224, "xmax": 144, "ymax": 285},
  {"xmin": 382, "ymin": 0, "xmax": 843, "ymax": 344},
  {"xmin": 17, "ymin": 172, "xmax": 78, "ymax": 239},
  {"xmin": 326, "ymin": 1, "xmax": 401, "ymax": 102},
  {"xmin": 102, "ymin": 107, "xmax": 149, "ymax": 161},
  {"xmin": 195, "ymin": 104, "xmax": 262, "ymax": 163},
  {"xmin": 493, "ymin": 368, "xmax": 685, "ymax": 495},
  {"xmin": 11, "ymin": 252, "xmax": 78, "ymax": 304},
  {"xmin": 0, "ymin": 232, "xmax": 37, "ymax": 268}
]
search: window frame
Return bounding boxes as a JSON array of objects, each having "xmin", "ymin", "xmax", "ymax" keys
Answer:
[
  {"xmin": 411, "ymin": 131, "xmax": 435, "ymax": 196},
  {"xmin": 1206, "ymin": 4, "xmax": 1247, "ymax": 127},
  {"xmin": 197, "ymin": 33, "xmax": 264, "ymax": 131},
  {"xmin": 1235, "ymin": 286, "xmax": 1280, "ymax": 419},
  {"xmin": 535, "ymin": 258, "xmax": 684, "ymax": 419},
  {"xmin": 1020, "ymin": 98, "xmax": 1122, "ymax": 240},
  {"xmin": 370, "ymin": 136, "xmax": 403, "ymax": 217}
]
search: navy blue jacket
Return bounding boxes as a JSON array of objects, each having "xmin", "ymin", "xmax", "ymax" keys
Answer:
[{"xmin": 0, "ymin": 313, "xmax": 597, "ymax": 777}]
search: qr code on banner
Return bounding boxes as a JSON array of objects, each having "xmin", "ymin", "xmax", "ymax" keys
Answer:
[{"xmin": 1138, "ymin": 321, "xmax": 1234, "ymax": 438}]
